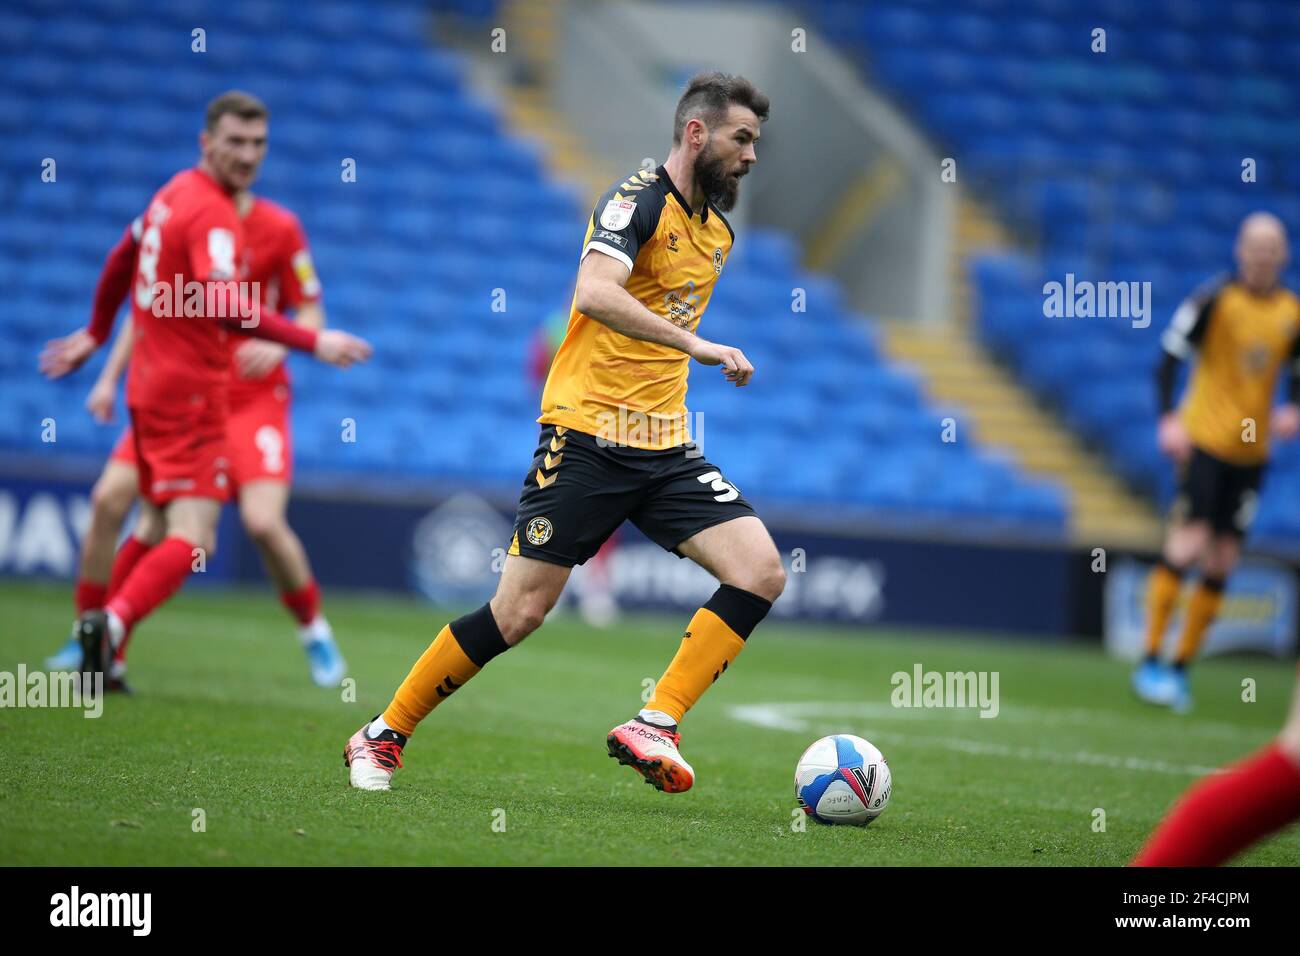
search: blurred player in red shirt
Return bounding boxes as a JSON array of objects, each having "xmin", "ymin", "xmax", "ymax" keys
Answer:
[
  {"xmin": 44, "ymin": 187, "xmax": 347, "ymax": 688},
  {"xmin": 41, "ymin": 91, "xmax": 370, "ymax": 692},
  {"xmin": 1133, "ymin": 664, "xmax": 1300, "ymax": 865}
]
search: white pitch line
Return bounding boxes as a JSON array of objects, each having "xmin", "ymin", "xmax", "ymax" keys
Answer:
[
  {"xmin": 888, "ymin": 733, "xmax": 1223, "ymax": 777},
  {"xmin": 729, "ymin": 700, "xmax": 1267, "ymax": 741},
  {"xmin": 728, "ymin": 703, "xmax": 1231, "ymax": 777}
]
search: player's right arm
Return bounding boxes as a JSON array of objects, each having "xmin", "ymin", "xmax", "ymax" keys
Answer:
[
  {"xmin": 1154, "ymin": 279, "xmax": 1220, "ymax": 460},
  {"xmin": 575, "ymin": 253, "xmax": 753, "ymax": 386},
  {"xmin": 575, "ymin": 184, "xmax": 753, "ymax": 386},
  {"xmin": 39, "ymin": 220, "xmax": 141, "ymax": 379}
]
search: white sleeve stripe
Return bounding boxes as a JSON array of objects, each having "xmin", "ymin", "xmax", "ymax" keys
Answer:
[
  {"xmin": 1161, "ymin": 299, "xmax": 1200, "ymax": 357},
  {"xmin": 581, "ymin": 241, "xmax": 633, "ymax": 273},
  {"xmin": 1169, "ymin": 299, "xmax": 1198, "ymax": 335},
  {"xmin": 1161, "ymin": 329, "xmax": 1191, "ymax": 359}
]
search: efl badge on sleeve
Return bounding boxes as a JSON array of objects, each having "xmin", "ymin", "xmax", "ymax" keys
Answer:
[
  {"xmin": 600, "ymin": 199, "xmax": 636, "ymax": 231},
  {"xmin": 292, "ymin": 249, "xmax": 322, "ymax": 298}
]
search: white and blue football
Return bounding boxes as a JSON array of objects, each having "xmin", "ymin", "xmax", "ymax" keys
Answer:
[{"xmin": 794, "ymin": 734, "xmax": 891, "ymax": 825}]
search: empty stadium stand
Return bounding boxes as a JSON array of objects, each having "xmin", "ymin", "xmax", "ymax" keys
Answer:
[{"xmin": 1, "ymin": 0, "xmax": 1067, "ymax": 535}]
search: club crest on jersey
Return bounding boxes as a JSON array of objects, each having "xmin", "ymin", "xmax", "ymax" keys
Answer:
[
  {"xmin": 1244, "ymin": 342, "xmax": 1272, "ymax": 373},
  {"xmin": 600, "ymin": 199, "xmax": 636, "ymax": 231},
  {"xmin": 146, "ymin": 199, "xmax": 171, "ymax": 227},
  {"xmin": 714, "ymin": 248, "xmax": 723, "ymax": 275},
  {"xmin": 526, "ymin": 517, "xmax": 553, "ymax": 546}
]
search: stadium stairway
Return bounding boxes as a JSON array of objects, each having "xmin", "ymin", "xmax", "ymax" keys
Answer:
[
  {"xmin": 948, "ymin": 197, "xmax": 1006, "ymax": 329},
  {"xmin": 798, "ymin": 0, "xmax": 1300, "ymax": 547},
  {"xmin": 880, "ymin": 319, "xmax": 1161, "ymax": 548},
  {"xmin": 433, "ymin": 0, "xmax": 608, "ymax": 199},
  {"xmin": 496, "ymin": 0, "xmax": 611, "ymax": 202},
  {"xmin": 879, "ymin": 196, "xmax": 1163, "ymax": 549}
]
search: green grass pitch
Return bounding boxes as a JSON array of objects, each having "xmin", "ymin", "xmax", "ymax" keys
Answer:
[{"xmin": 1, "ymin": 579, "xmax": 1296, "ymax": 866}]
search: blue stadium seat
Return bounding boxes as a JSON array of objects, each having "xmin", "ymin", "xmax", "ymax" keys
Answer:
[
  {"xmin": 789, "ymin": 0, "xmax": 1300, "ymax": 540},
  {"xmin": 0, "ymin": 0, "xmax": 1074, "ymax": 535}
]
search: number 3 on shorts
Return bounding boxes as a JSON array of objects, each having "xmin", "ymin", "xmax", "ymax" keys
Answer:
[{"xmin": 697, "ymin": 470, "xmax": 739, "ymax": 502}]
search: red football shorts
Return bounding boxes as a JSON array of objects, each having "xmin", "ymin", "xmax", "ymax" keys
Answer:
[
  {"xmin": 109, "ymin": 426, "xmax": 137, "ymax": 466},
  {"xmin": 226, "ymin": 381, "xmax": 293, "ymax": 488},
  {"xmin": 127, "ymin": 396, "xmax": 231, "ymax": 505}
]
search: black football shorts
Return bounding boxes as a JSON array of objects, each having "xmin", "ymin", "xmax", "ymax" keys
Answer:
[
  {"xmin": 1171, "ymin": 446, "xmax": 1263, "ymax": 537},
  {"xmin": 507, "ymin": 424, "xmax": 757, "ymax": 567}
]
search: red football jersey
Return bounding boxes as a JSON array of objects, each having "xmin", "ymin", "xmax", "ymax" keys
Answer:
[
  {"xmin": 126, "ymin": 167, "xmax": 248, "ymax": 408},
  {"xmin": 227, "ymin": 198, "xmax": 322, "ymax": 403}
]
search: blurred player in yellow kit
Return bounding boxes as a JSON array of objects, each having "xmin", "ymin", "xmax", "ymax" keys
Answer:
[{"xmin": 1134, "ymin": 212, "xmax": 1300, "ymax": 711}]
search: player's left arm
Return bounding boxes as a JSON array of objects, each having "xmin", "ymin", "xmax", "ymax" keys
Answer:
[
  {"xmin": 237, "ymin": 302, "xmax": 326, "ymax": 378},
  {"xmin": 189, "ymin": 209, "xmax": 365, "ymax": 365},
  {"xmin": 238, "ymin": 295, "xmax": 359, "ymax": 365},
  {"xmin": 1272, "ymin": 331, "xmax": 1300, "ymax": 441},
  {"xmin": 187, "ymin": 214, "xmax": 311, "ymax": 349},
  {"xmin": 235, "ymin": 221, "xmax": 328, "ymax": 378},
  {"xmin": 86, "ymin": 316, "xmax": 134, "ymax": 423}
]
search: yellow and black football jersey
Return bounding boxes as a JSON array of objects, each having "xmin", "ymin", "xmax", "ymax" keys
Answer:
[
  {"xmin": 1162, "ymin": 276, "xmax": 1300, "ymax": 465},
  {"xmin": 538, "ymin": 165, "xmax": 734, "ymax": 450}
]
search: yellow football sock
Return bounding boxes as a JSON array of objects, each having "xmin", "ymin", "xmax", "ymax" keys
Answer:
[
  {"xmin": 1175, "ymin": 578, "xmax": 1225, "ymax": 665},
  {"xmin": 383, "ymin": 604, "xmax": 508, "ymax": 737},
  {"xmin": 1143, "ymin": 562, "xmax": 1184, "ymax": 659},
  {"xmin": 647, "ymin": 585, "xmax": 771, "ymax": 724}
]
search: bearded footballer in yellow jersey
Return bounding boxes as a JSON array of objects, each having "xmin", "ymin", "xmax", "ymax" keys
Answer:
[
  {"xmin": 1134, "ymin": 212, "xmax": 1300, "ymax": 712},
  {"xmin": 345, "ymin": 73, "xmax": 781, "ymax": 792}
]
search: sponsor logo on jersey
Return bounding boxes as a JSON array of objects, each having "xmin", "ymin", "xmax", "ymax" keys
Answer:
[
  {"xmin": 664, "ymin": 282, "xmax": 700, "ymax": 328},
  {"xmin": 208, "ymin": 228, "xmax": 237, "ymax": 280},
  {"xmin": 153, "ymin": 478, "xmax": 197, "ymax": 493},
  {"xmin": 592, "ymin": 229, "xmax": 628, "ymax": 249},
  {"xmin": 713, "ymin": 248, "xmax": 723, "ymax": 275}
]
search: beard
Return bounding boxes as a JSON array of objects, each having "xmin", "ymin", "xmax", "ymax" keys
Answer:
[{"xmin": 694, "ymin": 142, "xmax": 745, "ymax": 212}]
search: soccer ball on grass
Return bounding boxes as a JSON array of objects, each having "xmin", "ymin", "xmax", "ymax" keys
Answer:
[{"xmin": 794, "ymin": 734, "xmax": 891, "ymax": 825}]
